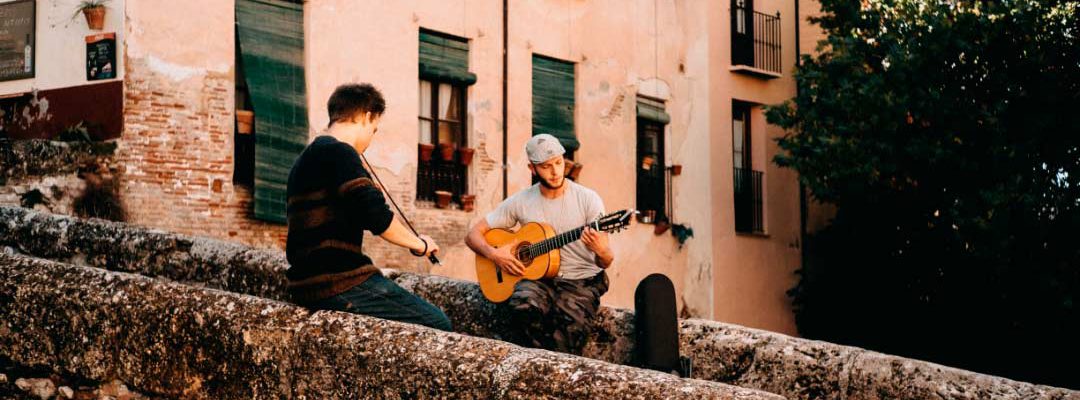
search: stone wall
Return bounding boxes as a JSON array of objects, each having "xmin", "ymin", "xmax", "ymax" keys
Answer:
[
  {"xmin": 1, "ymin": 206, "xmax": 1077, "ymax": 400},
  {"xmin": 0, "ymin": 253, "xmax": 777, "ymax": 400},
  {"xmin": 0, "ymin": 139, "xmax": 119, "ymax": 218}
]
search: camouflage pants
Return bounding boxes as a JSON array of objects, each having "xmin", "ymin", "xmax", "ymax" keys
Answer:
[{"xmin": 504, "ymin": 272, "xmax": 609, "ymax": 355}]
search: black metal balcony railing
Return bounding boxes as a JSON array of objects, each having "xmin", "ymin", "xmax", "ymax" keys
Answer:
[
  {"xmin": 734, "ymin": 167, "xmax": 764, "ymax": 234},
  {"xmin": 731, "ymin": 6, "xmax": 782, "ymax": 75},
  {"xmin": 417, "ymin": 160, "xmax": 466, "ymax": 202}
]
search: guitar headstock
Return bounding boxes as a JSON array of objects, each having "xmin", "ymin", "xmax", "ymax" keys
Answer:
[{"xmin": 594, "ymin": 209, "xmax": 636, "ymax": 233}]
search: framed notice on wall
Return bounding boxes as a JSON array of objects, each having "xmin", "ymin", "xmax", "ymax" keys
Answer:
[
  {"xmin": 0, "ymin": 0, "xmax": 35, "ymax": 82},
  {"xmin": 86, "ymin": 32, "xmax": 116, "ymax": 81}
]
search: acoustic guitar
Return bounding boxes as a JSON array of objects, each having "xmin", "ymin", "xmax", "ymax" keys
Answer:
[{"xmin": 476, "ymin": 209, "xmax": 635, "ymax": 302}]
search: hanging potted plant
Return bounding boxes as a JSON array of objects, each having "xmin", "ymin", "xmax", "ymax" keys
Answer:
[
  {"xmin": 74, "ymin": 0, "xmax": 110, "ymax": 31},
  {"xmin": 671, "ymin": 223, "xmax": 694, "ymax": 249},
  {"xmin": 457, "ymin": 147, "xmax": 475, "ymax": 166},
  {"xmin": 418, "ymin": 143, "xmax": 435, "ymax": 162},
  {"xmin": 438, "ymin": 143, "xmax": 456, "ymax": 162}
]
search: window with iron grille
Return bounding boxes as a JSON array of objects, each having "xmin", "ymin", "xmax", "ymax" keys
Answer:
[
  {"xmin": 636, "ymin": 96, "xmax": 671, "ymax": 224},
  {"xmin": 733, "ymin": 100, "xmax": 764, "ymax": 233},
  {"xmin": 417, "ymin": 29, "xmax": 476, "ymax": 204}
]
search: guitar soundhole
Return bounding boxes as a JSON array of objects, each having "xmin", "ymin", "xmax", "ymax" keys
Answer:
[{"xmin": 514, "ymin": 241, "xmax": 534, "ymax": 265}]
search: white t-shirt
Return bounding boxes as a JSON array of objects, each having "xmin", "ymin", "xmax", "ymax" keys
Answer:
[{"xmin": 485, "ymin": 180, "xmax": 606, "ymax": 280}]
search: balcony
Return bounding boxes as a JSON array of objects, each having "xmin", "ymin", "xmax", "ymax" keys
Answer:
[
  {"xmin": 734, "ymin": 167, "xmax": 764, "ymax": 234},
  {"xmin": 731, "ymin": 2, "xmax": 782, "ymax": 79}
]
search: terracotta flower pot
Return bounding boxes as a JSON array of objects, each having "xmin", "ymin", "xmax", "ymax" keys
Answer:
[
  {"xmin": 460, "ymin": 194, "xmax": 476, "ymax": 212},
  {"xmin": 567, "ymin": 162, "xmax": 583, "ymax": 181},
  {"xmin": 418, "ymin": 143, "xmax": 435, "ymax": 162},
  {"xmin": 654, "ymin": 218, "xmax": 671, "ymax": 235},
  {"xmin": 83, "ymin": 6, "xmax": 107, "ymax": 30},
  {"xmin": 457, "ymin": 147, "xmax": 475, "ymax": 166},
  {"xmin": 236, "ymin": 110, "xmax": 254, "ymax": 135},
  {"xmin": 670, "ymin": 164, "xmax": 683, "ymax": 176},
  {"xmin": 434, "ymin": 190, "xmax": 452, "ymax": 209},
  {"xmin": 438, "ymin": 144, "xmax": 456, "ymax": 162}
]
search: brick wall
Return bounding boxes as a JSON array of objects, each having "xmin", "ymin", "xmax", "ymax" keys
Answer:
[{"xmin": 120, "ymin": 58, "xmax": 286, "ymax": 249}]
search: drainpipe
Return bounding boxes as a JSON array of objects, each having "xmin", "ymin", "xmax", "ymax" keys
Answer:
[
  {"xmin": 795, "ymin": 0, "xmax": 808, "ymax": 254},
  {"xmin": 502, "ymin": 0, "xmax": 509, "ymax": 199}
]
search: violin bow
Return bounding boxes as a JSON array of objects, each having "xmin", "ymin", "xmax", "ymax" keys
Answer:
[{"xmin": 359, "ymin": 154, "xmax": 441, "ymax": 266}]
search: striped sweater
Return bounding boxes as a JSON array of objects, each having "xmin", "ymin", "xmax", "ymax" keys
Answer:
[{"xmin": 284, "ymin": 136, "xmax": 394, "ymax": 303}]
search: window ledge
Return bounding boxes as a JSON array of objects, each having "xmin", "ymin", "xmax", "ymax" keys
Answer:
[
  {"xmin": 736, "ymin": 231, "xmax": 770, "ymax": 239},
  {"xmin": 415, "ymin": 199, "xmax": 475, "ymax": 213},
  {"xmin": 729, "ymin": 65, "xmax": 782, "ymax": 80}
]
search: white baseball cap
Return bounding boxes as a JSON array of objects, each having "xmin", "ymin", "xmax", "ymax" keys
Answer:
[{"xmin": 526, "ymin": 134, "xmax": 566, "ymax": 163}]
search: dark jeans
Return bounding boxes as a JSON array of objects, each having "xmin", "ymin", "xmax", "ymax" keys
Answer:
[
  {"xmin": 504, "ymin": 272, "xmax": 609, "ymax": 355},
  {"xmin": 305, "ymin": 273, "xmax": 453, "ymax": 332}
]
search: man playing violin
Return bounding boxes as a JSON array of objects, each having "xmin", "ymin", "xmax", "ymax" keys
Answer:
[{"xmin": 285, "ymin": 83, "xmax": 452, "ymax": 331}]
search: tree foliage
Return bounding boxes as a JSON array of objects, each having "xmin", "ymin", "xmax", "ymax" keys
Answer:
[{"xmin": 767, "ymin": 0, "xmax": 1080, "ymax": 388}]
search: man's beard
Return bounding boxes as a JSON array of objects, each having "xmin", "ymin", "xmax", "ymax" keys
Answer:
[{"xmin": 539, "ymin": 176, "xmax": 564, "ymax": 190}]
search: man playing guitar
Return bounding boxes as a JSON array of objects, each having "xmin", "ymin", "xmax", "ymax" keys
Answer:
[{"xmin": 465, "ymin": 134, "xmax": 615, "ymax": 355}]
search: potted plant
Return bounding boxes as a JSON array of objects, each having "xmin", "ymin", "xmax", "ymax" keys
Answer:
[
  {"xmin": 418, "ymin": 143, "xmax": 435, "ymax": 162},
  {"xmin": 74, "ymin": 0, "xmax": 110, "ymax": 31},
  {"xmin": 671, "ymin": 223, "xmax": 693, "ymax": 249},
  {"xmin": 434, "ymin": 190, "xmax": 453, "ymax": 209},
  {"xmin": 438, "ymin": 143, "xmax": 456, "ymax": 162},
  {"xmin": 641, "ymin": 155, "xmax": 656, "ymax": 170},
  {"xmin": 457, "ymin": 147, "xmax": 475, "ymax": 166},
  {"xmin": 236, "ymin": 110, "xmax": 254, "ymax": 135},
  {"xmin": 567, "ymin": 162, "xmax": 583, "ymax": 181},
  {"xmin": 460, "ymin": 194, "xmax": 476, "ymax": 212}
]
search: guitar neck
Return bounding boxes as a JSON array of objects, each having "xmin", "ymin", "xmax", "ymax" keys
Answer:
[{"xmin": 525, "ymin": 221, "xmax": 596, "ymax": 258}]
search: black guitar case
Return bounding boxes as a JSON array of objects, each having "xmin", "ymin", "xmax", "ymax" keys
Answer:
[{"xmin": 634, "ymin": 273, "xmax": 691, "ymax": 377}]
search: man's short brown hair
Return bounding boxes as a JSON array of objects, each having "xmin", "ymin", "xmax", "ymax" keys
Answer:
[{"xmin": 327, "ymin": 83, "xmax": 386, "ymax": 126}]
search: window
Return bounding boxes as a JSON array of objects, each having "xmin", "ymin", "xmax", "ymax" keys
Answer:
[
  {"xmin": 532, "ymin": 55, "xmax": 578, "ymax": 159},
  {"xmin": 417, "ymin": 29, "xmax": 476, "ymax": 205},
  {"xmin": 636, "ymin": 96, "xmax": 670, "ymax": 224},
  {"xmin": 733, "ymin": 100, "xmax": 764, "ymax": 233},
  {"xmin": 417, "ymin": 79, "xmax": 468, "ymax": 202}
]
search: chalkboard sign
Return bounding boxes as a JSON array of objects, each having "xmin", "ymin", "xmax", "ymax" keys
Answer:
[
  {"xmin": 0, "ymin": 0, "xmax": 35, "ymax": 82},
  {"xmin": 86, "ymin": 32, "xmax": 116, "ymax": 81}
]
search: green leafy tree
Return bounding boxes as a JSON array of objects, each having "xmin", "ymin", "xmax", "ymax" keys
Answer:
[{"xmin": 768, "ymin": 0, "xmax": 1080, "ymax": 388}]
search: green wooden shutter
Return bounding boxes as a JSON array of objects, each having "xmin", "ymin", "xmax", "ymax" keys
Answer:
[
  {"xmin": 236, "ymin": 0, "xmax": 308, "ymax": 223},
  {"xmin": 636, "ymin": 97, "xmax": 671, "ymax": 125},
  {"xmin": 532, "ymin": 55, "xmax": 579, "ymax": 152},
  {"xmin": 419, "ymin": 30, "xmax": 477, "ymax": 85}
]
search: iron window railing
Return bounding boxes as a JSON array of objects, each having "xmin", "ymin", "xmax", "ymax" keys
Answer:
[
  {"xmin": 734, "ymin": 167, "xmax": 764, "ymax": 234},
  {"xmin": 731, "ymin": 2, "xmax": 781, "ymax": 75}
]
